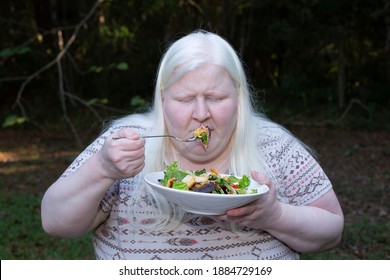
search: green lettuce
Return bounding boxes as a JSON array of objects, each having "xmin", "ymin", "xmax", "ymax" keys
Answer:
[
  {"xmin": 161, "ymin": 162, "xmax": 253, "ymax": 195},
  {"xmin": 161, "ymin": 162, "xmax": 189, "ymax": 186},
  {"xmin": 172, "ymin": 181, "xmax": 188, "ymax": 190}
]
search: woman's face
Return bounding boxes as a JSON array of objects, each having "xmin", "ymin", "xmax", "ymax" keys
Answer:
[{"xmin": 162, "ymin": 65, "xmax": 238, "ymax": 165}]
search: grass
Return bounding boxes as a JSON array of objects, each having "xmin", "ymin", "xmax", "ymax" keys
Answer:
[
  {"xmin": 0, "ymin": 122, "xmax": 389, "ymax": 260},
  {"xmin": 4, "ymin": 184, "xmax": 387, "ymax": 260},
  {"xmin": 302, "ymin": 214, "xmax": 390, "ymax": 260},
  {"xmin": 0, "ymin": 129, "xmax": 96, "ymax": 260},
  {"xmin": 0, "ymin": 188, "xmax": 94, "ymax": 259}
]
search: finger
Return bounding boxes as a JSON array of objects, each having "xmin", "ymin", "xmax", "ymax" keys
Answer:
[
  {"xmin": 110, "ymin": 148, "xmax": 145, "ymax": 164},
  {"xmin": 211, "ymin": 214, "xmax": 227, "ymax": 221},
  {"xmin": 112, "ymin": 150, "xmax": 145, "ymax": 167},
  {"xmin": 110, "ymin": 136, "xmax": 145, "ymax": 152},
  {"xmin": 251, "ymin": 170, "xmax": 272, "ymax": 186},
  {"xmin": 225, "ymin": 203, "xmax": 256, "ymax": 217},
  {"xmin": 115, "ymin": 158, "xmax": 145, "ymax": 178},
  {"xmin": 124, "ymin": 157, "xmax": 145, "ymax": 172},
  {"xmin": 113, "ymin": 128, "xmax": 141, "ymax": 140},
  {"xmin": 121, "ymin": 138, "xmax": 146, "ymax": 152}
]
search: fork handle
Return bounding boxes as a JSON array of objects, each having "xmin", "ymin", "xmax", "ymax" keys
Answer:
[
  {"xmin": 141, "ymin": 135, "xmax": 174, "ymax": 139},
  {"xmin": 112, "ymin": 135, "xmax": 174, "ymax": 140}
]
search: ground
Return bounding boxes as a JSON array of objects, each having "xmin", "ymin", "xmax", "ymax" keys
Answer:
[{"xmin": 0, "ymin": 123, "xmax": 389, "ymax": 259}]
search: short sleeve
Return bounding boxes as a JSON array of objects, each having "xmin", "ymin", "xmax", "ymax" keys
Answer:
[
  {"xmin": 60, "ymin": 122, "xmax": 148, "ymax": 214},
  {"xmin": 258, "ymin": 121, "xmax": 332, "ymax": 206}
]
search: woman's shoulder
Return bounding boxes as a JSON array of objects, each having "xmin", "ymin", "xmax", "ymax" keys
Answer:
[
  {"xmin": 254, "ymin": 116, "xmax": 314, "ymax": 155},
  {"xmin": 255, "ymin": 117, "xmax": 292, "ymax": 140},
  {"xmin": 104, "ymin": 113, "xmax": 153, "ymax": 136},
  {"xmin": 61, "ymin": 113, "xmax": 153, "ymax": 177}
]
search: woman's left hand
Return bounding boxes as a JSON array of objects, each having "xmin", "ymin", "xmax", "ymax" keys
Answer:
[
  {"xmin": 216, "ymin": 171, "xmax": 282, "ymax": 230},
  {"xmin": 217, "ymin": 172, "xmax": 344, "ymax": 252}
]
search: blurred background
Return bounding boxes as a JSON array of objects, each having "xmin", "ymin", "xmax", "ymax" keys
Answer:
[{"xmin": 0, "ymin": 0, "xmax": 389, "ymax": 259}]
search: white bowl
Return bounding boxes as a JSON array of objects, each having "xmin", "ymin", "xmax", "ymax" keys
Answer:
[{"xmin": 144, "ymin": 172, "xmax": 269, "ymax": 215}]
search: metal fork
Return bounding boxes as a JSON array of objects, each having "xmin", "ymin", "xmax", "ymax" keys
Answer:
[{"xmin": 112, "ymin": 135, "xmax": 197, "ymax": 142}]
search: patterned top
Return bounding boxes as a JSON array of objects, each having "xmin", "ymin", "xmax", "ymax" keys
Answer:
[{"xmin": 63, "ymin": 118, "xmax": 332, "ymax": 260}]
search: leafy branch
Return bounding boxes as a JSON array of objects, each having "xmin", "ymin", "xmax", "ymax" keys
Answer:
[{"xmin": 9, "ymin": 0, "xmax": 107, "ymax": 146}]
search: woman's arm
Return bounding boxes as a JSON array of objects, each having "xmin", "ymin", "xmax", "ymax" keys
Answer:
[
  {"xmin": 219, "ymin": 171, "xmax": 344, "ymax": 253},
  {"xmin": 41, "ymin": 129, "xmax": 145, "ymax": 238},
  {"xmin": 267, "ymin": 189, "xmax": 344, "ymax": 252}
]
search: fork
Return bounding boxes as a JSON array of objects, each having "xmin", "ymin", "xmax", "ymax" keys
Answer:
[{"xmin": 112, "ymin": 135, "xmax": 197, "ymax": 142}]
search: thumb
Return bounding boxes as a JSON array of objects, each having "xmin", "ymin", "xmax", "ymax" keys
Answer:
[{"xmin": 251, "ymin": 170, "xmax": 272, "ymax": 186}]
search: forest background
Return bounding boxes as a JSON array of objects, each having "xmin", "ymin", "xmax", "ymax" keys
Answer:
[{"xmin": 0, "ymin": 0, "xmax": 389, "ymax": 259}]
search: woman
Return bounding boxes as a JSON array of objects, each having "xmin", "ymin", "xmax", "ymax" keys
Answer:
[{"xmin": 41, "ymin": 30, "xmax": 344, "ymax": 259}]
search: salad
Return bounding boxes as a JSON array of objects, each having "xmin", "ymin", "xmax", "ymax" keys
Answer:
[
  {"xmin": 160, "ymin": 162, "xmax": 256, "ymax": 195},
  {"xmin": 193, "ymin": 125, "xmax": 210, "ymax": 148}
]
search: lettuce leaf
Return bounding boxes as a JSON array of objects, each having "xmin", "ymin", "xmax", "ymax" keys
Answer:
[
  {"xmin": 161, "ymin": 162, "xmax": 252, "ymax": 195},
  {"xmin": 161, "ymin": 161, "xmax": 188, "ymax": 186},
  {"xmin": 172, "ymin": 181, "xmax": 188, "ymax": 190}
]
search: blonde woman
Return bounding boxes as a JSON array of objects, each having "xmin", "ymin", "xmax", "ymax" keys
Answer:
[{"xmin": 41, "ymin": 30, "xmax": 344, "ymax": 260}]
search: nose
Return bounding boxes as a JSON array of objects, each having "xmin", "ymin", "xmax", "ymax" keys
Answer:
[{"xmin": 192, "ymin": 98, "xmax": 211, "ymax": 122}]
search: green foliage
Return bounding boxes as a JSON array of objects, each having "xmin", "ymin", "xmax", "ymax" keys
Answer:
[
  {"xmin": 89, "ymin": 62, "xmax": 129, "ymax": 73},
  {"xmin": 0, "ymin": 193, "xmax": 94, "ymax": 259},
  {"xmin": 88, "ymin": 65, "xmax": 104, "ymax": 73},
  {"xmin": 86, "ymin": 97, "xmax": 108, "ymax": 105},
  {"xmin": 130, "ymin": 95, "xmax": 148, "ymax": 107},
  {"xmin": 0, "ymin": 46, "xmax": 31, "ymax": 58},
  {"xmin": 2, "ymin": 115, "xmax": 28, "ymax": 128},
  {"xmin": 115, "ymin": 62, "xmax": 129, "ymax": 71},
  {"xmin": 0, "ymin": 0, "xmax": 388, "ymax": 125}
]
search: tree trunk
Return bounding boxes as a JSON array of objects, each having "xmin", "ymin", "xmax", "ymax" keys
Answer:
[
  {"xmin": 338, "ymin": 41, "xmax": 346, "ymax": 108},
  {"xmin": 386, "ymin": 13, "xmax": 390, "ymax": 89}
]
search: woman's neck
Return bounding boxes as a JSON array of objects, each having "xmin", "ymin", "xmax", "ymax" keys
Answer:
[
  {"xmin": 179, "ymin": 157, "xmax": 230, "ymax": 174},
  {"xmin": 164, "ymin": 139, "xmax": 232, "ymax": 174}
]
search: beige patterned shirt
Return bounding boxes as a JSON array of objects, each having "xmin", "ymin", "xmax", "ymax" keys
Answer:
[{"xmin": 63, "ymin": 118, "xmax": 332, "ymax": 260}]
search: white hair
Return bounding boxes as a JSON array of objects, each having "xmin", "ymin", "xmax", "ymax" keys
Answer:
[{"xmin": 113, "ymin": 30, "xmax": 274, "ymax": 231}]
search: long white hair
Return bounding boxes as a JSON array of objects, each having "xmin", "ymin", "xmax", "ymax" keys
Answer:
[
  {"xmin": 114, "ymin": 30, "xmax": 272, "ymax": 230},
  {"xmin": 146, "ymin": 30, "xmax": 268, "ymax": 175}
]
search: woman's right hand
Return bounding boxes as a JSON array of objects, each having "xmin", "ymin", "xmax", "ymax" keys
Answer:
[{"xmin": 97, "ymin": 128, "xmax": 146, "ymax": 180}]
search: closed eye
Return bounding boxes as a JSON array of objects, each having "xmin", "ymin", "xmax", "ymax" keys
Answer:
[
  {"xmin": 173, "ymin": 95, "xmax": 196, "ymax": 103},
  {"xmin": 178, "ymin": 97, "xmax": 195, "ymax": 103},
  {"xmin": 208, "ymin": 97, "xmax": 221, "ymax": 101},
  {"xmin": 206, "ymin": 96, "xmax": 225, "ymax": 102}
]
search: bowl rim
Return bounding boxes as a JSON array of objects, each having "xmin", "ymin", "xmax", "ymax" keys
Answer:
[{"xmin": 144, "ymin": 171, "xmax": 269, "ymax": 198}]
